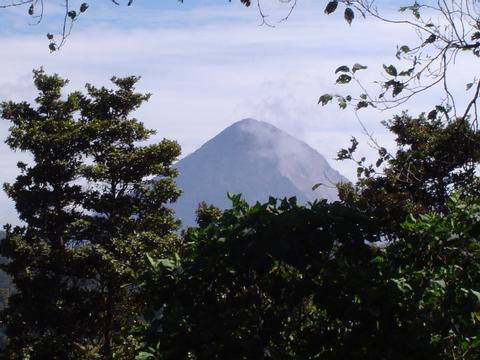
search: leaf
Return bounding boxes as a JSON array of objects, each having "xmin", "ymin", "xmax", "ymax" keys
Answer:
[
  {"xmin": 337, "ymin": 96, "xmax": 348, "ymax": 109},
  {"xmin": 324, "ymin": 1, "xmax": 338, "ymax": 15},
  {"xmin": 356, "ymin": 166, "xmax": 363, "ymax": 178},
  {"xmin": 335, "ymin": 65, "xmax": 350, "ymax": 74},
  {"xmin": 145, "ymin": 253, "xmax": 159, "ymax": 271},
  {"xmin": 80, "ymin": 3, "xmax": 89, "ymax": 13},
  {"xmin": 371, "ymin": 256, "xmax": 384, "ymax": 264},
  {"xmin": 396, "ymin": 45, "xmax": 411, "ymax": 59},
  {"xmin": 423, "ymin": 34, "xmax": 437, "ymax": 45},
  {"xmin": 472, "ymin": 289, "xmax": 480, "ymax": 304},
  {"xmin": 158, "ymin": 258, "xmax": 175, "ymax": 271},
  {"xmin": 392, "ymin": 81, "xmax": 404, "ymax": 97},
  {"xmin": 46, "ymin": 33, "xmax": 54, "ymax": 40},
  {"xmin": 344, "ymin": 7, "xmax": 354, "ymax": 25},
  {"xmin": 356, "ymin": 101, "xmax": 369, "ymax": 110},
  {"xmin": 68, "ymin": 10, "xmax": 77, "ymax": 19},
  {"xmin": 48, "ymin": 43, "xmax": 56, "ymax": 52},
  {"xmin": 28, "ymin": 4, "xmax": 34, "ymax": 15},
  {"xmin": 352, "ymin": 63, "xmax": 368, "ymax": 73},
  {"xmin": 312, "ymin": 183, "xmax": 323, "ymax": 191},
  {"xmin": 432, "ymin": 279, "xmax": 446, "ymax": 288},
  {"xmin": 336, "ymin": 74, "xmax": 352, "ymax": 84},
  {"xmin": 475, "ymin": 312, "xmax": 480, "ymax": 322},
  {"xmin": 136, "ymin": 351, "xmax": 155, "ymax": 360},
  {"xmin": 472, "ymin": 32, "xmax": 480, "ymax": 41},
  {"xmin": 383, "ymin": 64, "xmax": 398, "ymax": 77},
  {"xmin": 466, "ymin": 82, "xmax": 474, "ymax": 91},
  {"xmin": 318, "ymin": 94, "xmax": 333, "ymax": 106},
  {"xmin": 392, "ymin": 278, "xmax": 412, "ymax": 293},
  {"xmin": 348, "ymin": 137, "xmax": 359, "ymax": 153},
  {"xmin": 427, "ymin": 109, "xmax": 437, "ymax": 120}
]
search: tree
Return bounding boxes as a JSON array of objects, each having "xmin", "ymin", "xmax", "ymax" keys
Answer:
[
  {"xmin": 333, "ymin": 112, "xmax": 480, "ymax": 239},
  {"xmin": 142, "ymin": 192, "xmax": 480, "ymax": 359},
  {"xmin": 143, "ymin": 196, "xmax": 390, "ymax": 359},
  {"xmin": 0, "ymin": 69, "xmax": 181, "ymax": 358},
  {"xmin": 312, "ymin": 0, "xmax": 480, "ymax": 237},
  {"xmin": 135, "ymin": 3, "xmax": 480, "ymax": 358},
  {"xmin": 382, "ymin": 193, "xmax": 480, "ymax": 359}
]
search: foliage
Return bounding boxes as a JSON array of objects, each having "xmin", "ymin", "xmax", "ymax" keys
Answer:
[
  {"xmin": 140, "ymin": 191, "xmax": 480, "ymax": 359},
  {"xmin": 143, "ymin": 196, "xmax": 388, "ymax": 359},
  {"xmin": 0, "ymin": 0, "xmax": 251, "ymax": 51},
  {"xmin": 0, "ymin": 0, "xmax": 135, "ymax": 51},
  {"xmin": 319, "ymin": 0, "xmax": 480, "ymax": 126},
  {"xmin": 0, "ymin": 69, "xmax": 181, "ymax": 359},
  {"xmin": 1, "ymin": 2, "xmax": 479, "ymax": 360},
  {"xmin": 384, "ymin": 194, "xmax": 480, "ymax": 359},
  {"xmin": 336, "ymin": 112, "xmax": 480, "ymax": 238},
  {"xmin": 195, "ymin": 201, "xmax": 222, "ymax": 230}
]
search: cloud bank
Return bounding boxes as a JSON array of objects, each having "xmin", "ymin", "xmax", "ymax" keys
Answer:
[{"xmin": 0, "ymin": 0, "xmax": 475, "ymax": 224}]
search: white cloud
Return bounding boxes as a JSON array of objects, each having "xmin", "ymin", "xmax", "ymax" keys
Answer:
[{"xmin": 0, "ymin": 1, "xmax": 476, "ymax": 224}]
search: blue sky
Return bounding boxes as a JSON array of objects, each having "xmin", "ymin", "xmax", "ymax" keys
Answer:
[{"xmin": 0, "ymin": 0, "xmax": 475, "ymax": 225}]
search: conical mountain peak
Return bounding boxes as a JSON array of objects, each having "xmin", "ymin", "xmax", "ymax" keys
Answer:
[{"xmin": 172, "ymin": 119, "xmax": 348, "ymax": 226}]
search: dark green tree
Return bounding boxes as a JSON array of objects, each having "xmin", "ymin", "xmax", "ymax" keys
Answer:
[
  {"xmin": 334, "ymin": 113, "xmax": 480, "ymax": 238},
  {"xmin": 380, "ymin": 193, "xmax": 480, "ymax": 359},
  {"xmin": 0, "ymin": 69, "xmax": 181, "ymax": 359},
  {"xmin": 141, "ymin": 192, "xmax": 480, "ymax": 359}
]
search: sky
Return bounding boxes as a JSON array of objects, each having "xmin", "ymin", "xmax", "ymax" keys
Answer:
[{"xmin": 0, "ymin": 0, "xmax": 476, "ymax": 225}]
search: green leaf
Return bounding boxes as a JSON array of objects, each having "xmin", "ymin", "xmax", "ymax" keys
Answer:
[
  {"xmin": 371, "ymin": 256, "xmax": 384, "ymax": 264},
  {"xmin": 145, "ymin": 253, "xmax": 159, "ymax": 271},
  {"xmin": 344, "ymin": 7, "xmax": 354, "ymax": 25},
  {"xmin": 336, "ymin": 74, "xmax": 352, "ymax": 84},
  {"xmin": 80, "ymin": 3, "xmax": 89, "ymax": 13},
  {"xmin": 396, "ymin": 45, "xmax": 411, "ymax": 59},
  {"xmin": 356, "ymin": 101, "xmax": 369, "ymax": 110},
  {"xmin": 352, "ymin": 63, "xmax": 368, "ymax": 73},
  {"xmin": 337, "ymin": 96, "xmax": 348, "ymax": 109},
  {"xmin": 158, "ymin": 258, "xmax": 175, "ymax": 271},
  {"xmin": 324, "ymin": 1, "xmax": 338, "ymax": 15},
  {"xmin": 136, "ymin": 351, "xmax": 155, "ymax": 360},
  {"xmin": 392, "ymin": 278, "xmax": 413, "ymax": 293},
  {"xmin": 383, "ymin": 64, "xmax": 398, "ymax": 77},
  {"xmin": 335, "ymin": 65, "xmax": 350, "ymax": 74},
  {"xmin": 472, "ymin": 289, "xmax": 480, "ymax": 304},
  {"xmin": 433, "ymin": 279, "xmax": 446, "ymax": 288},
  {"xmin": 423, "ymin": 34, "xmax": 437, "ymax": 45},
  {"xmin": 392, "ymin": 81, "xmax": 404, "ymax": 97},
  {"xmin": 318, "ymin": 94, "xmax": 333, "ymax": 105}
]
